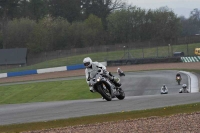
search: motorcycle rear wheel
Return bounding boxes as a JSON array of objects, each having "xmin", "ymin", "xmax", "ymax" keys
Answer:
[
  {"xmin": 98, "ymin": 85, "xmax": 112, "ymax": 101},
  {"xmin": 116, "ymin": 88, "xmax": 125, "ymax": 100}
]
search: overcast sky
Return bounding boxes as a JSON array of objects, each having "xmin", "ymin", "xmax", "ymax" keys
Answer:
[{"xmin": 125, "ymin": 0, "xmax": 200, "ymax": 18}]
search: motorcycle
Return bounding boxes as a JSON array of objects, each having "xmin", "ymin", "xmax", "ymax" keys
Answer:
[
  {"xmin": 88, "ymin": 69, "xmax": 125, "ymax": 101},
  {"xmin": 160, "ymin": 87, "xmax": 168, "ymax": 94},
  {"xmin": 179, "ymin": 88, "xmax": 189, "ymax": 93},
  {"xmin": 117, "ymin": 68, "xmax": 125, "ymax": 77},
  {"xmin": 176, "ymin": 76, "xmax": 181, "ymax": 85}
]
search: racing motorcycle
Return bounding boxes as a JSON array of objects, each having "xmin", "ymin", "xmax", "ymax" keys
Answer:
[
  {"xmin": 179, "ymin": 87, "xmax": 189, "ymax": 93},
  {"xmin": 179, "ymin": 88, "xmax": 189, "ymax": 93},
  {"xmin": 88, "ymin": 69, "xmax": 125, "ymax": 101},
  {"xmin": 176, "ymin": 76, "xmax": 181, "ymax": 85},
  {"xmin": 160, "ymin": 86, "xmax": 168, "ymax": 94}
]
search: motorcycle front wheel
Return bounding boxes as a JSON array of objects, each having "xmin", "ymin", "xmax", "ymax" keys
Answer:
[
  {"xmin": 177, "ymin": 80, "xmax": 180, "ymax": 85},
  {"xmin": 97, "ymin": 85, "xmax": 112, "ymax": 101}
]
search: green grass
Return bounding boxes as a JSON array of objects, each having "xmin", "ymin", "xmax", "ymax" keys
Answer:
[
  {"xmin": 0, "ymin": 102, "xmax": 199, "ymax": 133},
  {"xmin": 1, "ymin": 43, "xmax": 200, "ymax": 73},
  {"xmin": 0, "ymin": 69, "xmax": 199, "ymax": 132},
  {"xmin": 0, "ymin": 79, "xmax": 100, "ymax": 104},
  {"xmin": 0, "ymin": 69, "xmax": 200, "ymax": 105}
]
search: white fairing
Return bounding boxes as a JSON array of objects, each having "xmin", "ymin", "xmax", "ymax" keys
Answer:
[
  {"xmin": 179, "ymin": 88, "xmax": 189, "ymax": 93},
  {"xmin": 85, "ymin": 62, "xmax": 106, "ymax": 84},
  {"xmin": 161, "ymin": 86, "xmax": 168, "ymax": 94}
]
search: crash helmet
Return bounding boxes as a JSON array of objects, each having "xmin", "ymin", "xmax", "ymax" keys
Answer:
[
  {"xmin": 83, "ymin": 57, "xmax": 92, "ymax": 68},
  {"xmin": 176, "ymin": 72, "xmax": 180, "ymax": 76},
  {"xmin": 182, "ymin": 84, "xmax": 187, "ymax": 88},
  {"xmin": 163, "ymin": 84, "xmax": 166, "ymax": 87}
]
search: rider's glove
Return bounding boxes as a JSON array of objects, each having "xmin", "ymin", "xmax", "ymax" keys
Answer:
[{"xmin": 98, "ymin": 68, "xmax": 103, "ymax": 74}]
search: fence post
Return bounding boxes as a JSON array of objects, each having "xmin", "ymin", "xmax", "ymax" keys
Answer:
[
  {"xmin": 171, "ymin": 45, "xmax": 173, "ymax": 57},
  {"xmin": 142, "ymin": 48, "xmax": 144, "ymax": 58},
  {"xmin": 168, "ymin": 44, "xmax": 170, "ymax": 57},
  {"xmin": 45, "ymin": 52, "xmax": 47, "ymax": 60},
  {"xmin": 156, "ymin": 46, "xmax": 158, "ymax": 57}
]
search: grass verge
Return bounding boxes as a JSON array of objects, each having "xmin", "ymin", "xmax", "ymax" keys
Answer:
[
  {"xmin": 0, "ymin": 102, "xmax": 199, "ymax": 132},
  {"xmin": 0, "ymin": 69, "xmax": 199, "ymax": 132},
  {"xmin": 0, "ymin": 69, "xmax": 199, "ymax": 104},
  {"xmin": 0, "ymin": 79, "xmax": 100, "ymax": 104}
]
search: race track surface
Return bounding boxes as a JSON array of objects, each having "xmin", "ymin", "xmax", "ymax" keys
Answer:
[{"xmin": 0, "ymin": 70, "xmax": 199, "ymax": 125}]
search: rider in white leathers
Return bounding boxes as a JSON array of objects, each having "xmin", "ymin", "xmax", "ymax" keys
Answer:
[
  {"xmin": 161, "ymin": 84, "xmax": 168, "ymax": 94},
  {"xmin": 179, "ymin": 84, "xmax": 189, "ymax": 93},
  {"xmin": 83, "ymin": 57, "xmax": 121, "ymax": 92}
]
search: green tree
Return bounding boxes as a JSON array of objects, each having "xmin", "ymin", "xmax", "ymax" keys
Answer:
[
  {"xmin": 81, "ymin": 0, "xmax": 125, "ymax": 29},
  {"xmin": 50, "ymin": 17, "xmax": 71, "ymax": 49},
  {"xmin": 107, "ymin": 9, "xmax": 129, "ymax": 43},
  {"xmin": 0, "ymin": 31, "xmax": 3, "ymax": 48},
  {"xmin": 48, "ymin": 0, "xmax": 81, "ymax": 23},
  {"xmin": 107, "ymin": 6, "xmax": 181, "ymax": 44},
  {"xmin": 28, "ymin": 16, "xmax": 54, "ymax": 52},
  {"xmin": 4, "ymin": 18, "xmax": 36, "ymax": 49},
  {"xmin": 28, "ymin": 16, "xmax": 71, "ymax": 53},
  {"xmin": 82, "ymin": 14, "xmax": 104, "ymax": 47},
  {"xmin": 0, "ymin": 0, "xmax": 20, "ymax": 20},
  {"xmin": 0, "ymin": 0, "xmax": 20, "ymax": 48},
  {"xmin": 107, "ymin": 6, "xmax": 147, "ymax": 43},
  {"xmin": 189, "ymin": 8, "xmax": 200, "ymax": 34},
  {"xmin": 68, "ymin": 22, "xmax": 85, "ymax": 48},
  {"xmin": 17, "ymin": 0, "xmax": 31, "ymax": 18},
  {"xmin": 29, "ymin": 0, "xmax": 47, "ymax": 21},
  {"xmin": 152, "ymin": 7, "xmax": 181, "ymax": 42}
]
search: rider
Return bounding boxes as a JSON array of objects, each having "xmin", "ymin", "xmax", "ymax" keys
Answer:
[
  {"xmin": 83, "ymin": 57, "xmax": 121, "ymax": 93},
  {"xmin": 179, "ymin": 84, "xmax": 188, "ymax": 93},
  {"xmin": 176, "ymin": 72, "xmax": 181, "ymax": 79},
  {"xmin": 161, "ymin": 84, "xmax": 167, "ymax": 91}
]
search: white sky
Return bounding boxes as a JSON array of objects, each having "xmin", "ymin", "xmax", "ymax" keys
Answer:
[{"xmin": 125, "ymin": 0, "xmax": 200, "ymax": 18}]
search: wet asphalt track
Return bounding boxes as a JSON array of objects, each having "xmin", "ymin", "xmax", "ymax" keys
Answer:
[{"xmin": 0, "ymin": 70, "xmax": 200, "ymax": 125}]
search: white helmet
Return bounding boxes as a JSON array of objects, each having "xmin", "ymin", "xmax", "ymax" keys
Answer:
[
  {"xmin": 83, "ymin": 57, "xmax": 92, "ymax": 68},
  {"xmin": 182, "ymin": 84, "xmax": 187, "ymax": 88}
]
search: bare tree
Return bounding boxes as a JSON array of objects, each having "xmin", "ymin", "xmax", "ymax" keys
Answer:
[
  {"xmin": 81, "ymin": 0, "xmax": 125, "ymax": 29},
  {"xmin": 190, "ymin": 8, "xmax": 200, "ymax": 21}
]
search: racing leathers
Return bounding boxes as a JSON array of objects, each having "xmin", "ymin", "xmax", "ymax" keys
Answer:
[{"xmin": 85, "ymin": 62, "xmax": 121, "ymax": 92}]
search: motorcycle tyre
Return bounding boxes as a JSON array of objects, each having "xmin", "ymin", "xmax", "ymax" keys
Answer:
[
  {"xmin": 178, "ymin": 80, "xmax": 180, "ymax": 85},
  {"xmin": 97, "ymin": 85, "xmax": 112, "ymax": 101},
  {"xmin": 116, "ymin": 89, "xmax": 125, "ymax": 100}
]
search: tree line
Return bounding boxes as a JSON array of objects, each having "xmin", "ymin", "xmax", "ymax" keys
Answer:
[{"xmin": 0, "ymin": 0, "xmax": 200, "ymax": 53}]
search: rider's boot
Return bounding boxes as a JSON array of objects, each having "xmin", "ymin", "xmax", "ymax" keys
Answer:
[
  {"xmin": 106, "ymin": 72, "xmax": 121, "ymax": 87},
  {"xmin": 110, "ymin": 76, "xmax": 121, "ymax": 87}
]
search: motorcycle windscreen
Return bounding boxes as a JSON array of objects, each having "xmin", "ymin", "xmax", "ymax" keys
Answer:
[{"xmin": 88, "ymin": 70, "xmax": 98, "ymax": 79}]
